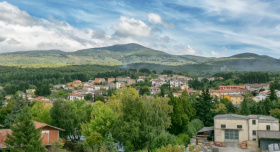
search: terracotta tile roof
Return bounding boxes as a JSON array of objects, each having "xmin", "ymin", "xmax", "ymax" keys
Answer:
[{"xmin": 34, "ymin": 121, "xmax": 64, "ymax": 131}]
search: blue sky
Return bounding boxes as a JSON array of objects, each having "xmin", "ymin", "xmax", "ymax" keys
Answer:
[{"xmin": 0, "ymin": 0, "xmax": 280, "ymax": 57}]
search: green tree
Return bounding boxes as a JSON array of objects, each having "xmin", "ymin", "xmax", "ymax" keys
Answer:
[
  {"xmin": 214, "ymin": 103, "xmax": 227, "ymax": 114},
  {"xmin": 168, "ymin": 96, "xmax": 195, "ymax": 135},
  {"xmin": 0, "ymin": 101, "xmax": 13, "ymax": 125},
  {"xmin": 177, "ymin": 133, "xmax": 190, "ymax": 146},
  {"xmin": 190, "ymin": 119, "xmax": 204, "ymax": 131},
  {"xmin": 84, "ymin": 132, "xmax": 103, "ymax": 151},
  {"xmin": 95, "ymin": 95, "xmax": 105, "ymax": 102},
  {"xmin": 270, "ymin": 108, "xmax": 280, "ymax": 120},
  {"xmin": 5, "ymin": 105, "xmax": 47, "ymax": 152},
  {"xmin": 151, "ymin": 132, "xmax": 178, "ymax": 150},
  {"xmin": 160, "ymin": 87, "xmax": 165, "ymax": 97},
  {"xmin": 139, "ymin": 86, "xmax": 150, "ymax": 95},
  {"xmin": 84, "ymin": 93, "xmax": 92, "ymax": 101},
  {"xmin": 35, "ymin": 83, "xmax": 51, "ymax": 97},
  {"xmin": 227, "ymin": 102, "xmax": 236, "ymax": 113},
  {"xmin": 195, "ymin": 89, "xmax": 214, "ymax": 126},
  {"xmin": 5, "ymin": 98, "xmax": 27, "ymax": 127},
  {"xmin": 270, "ymin": 82, "xmax": 278, "ymax": 101},
  {"xmin": 240, "ymin": 98, "xmax": 251, "ymax": 115},
  {"xmin": 31, "ymin": 101, "xmax": 51, "ymax": 124},
  {"xmin": 82, "ymin": 101, "xmax": 117, "ymax": 138},
  {"xmin": 264, "ymin": 98, "xmax": 273, "ymax": 115},
  {"xmin": 111, "ymin": 88, "xmax": 172, "ymax": 151},
  {"xmin": 50, "ymin": 99, "xmax": 92, "ymax": 141}
]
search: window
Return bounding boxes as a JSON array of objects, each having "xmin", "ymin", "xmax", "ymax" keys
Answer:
[
  {"xmin": 237, "ymin": 125, "xmax": 242, "ymax": 129},
  {"xmin": 266, "ymin": 125, "xmax": 270, "ymax": 131},
  {"xmin": 253, "ymin": 138, "xmax": 256, "ymax": 141},
  {"xmin": 221, "ymin": 124, "xmax": 226, "ymax": 129},
  {"xmin": 252, "ymin": 120, "xmax": 256, "ymax": 125},
  {"xmin": 253, "ymin": 130, "xmax": 256, "ymax": 135}
]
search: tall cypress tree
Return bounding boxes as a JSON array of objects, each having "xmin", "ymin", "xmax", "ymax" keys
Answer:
[
  {"xmin": 269, "ymin": 82, "xmax": 278, "ymax": 102},
  {"xmin": 195, "ymin": 89, "xmax": 214, "ymax": 126},
  {"xmin": 5, "ymin": 105, "xmax": 47, "ymax": 152},
  {"xmin": 240, "ymin": 98, "xmax": 250, "ymax": 115}
]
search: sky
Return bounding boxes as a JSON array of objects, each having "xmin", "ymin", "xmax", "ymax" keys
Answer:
[{"xmin": 0, "ymin": 0, "xmax": 280, "ymax": 57}]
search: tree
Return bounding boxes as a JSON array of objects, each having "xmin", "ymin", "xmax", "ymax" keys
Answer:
[
  {"xmin": 5, "ymin": 105, "xmax": 47, "ymax": 152},
  {"xmin": 0, "ymin": 101, "xmax": 13, "ymax": 125},
  {"xmin": 82, "ymin": 101, "xmax": 117, "ymax": 138},
  {"xmin": 240, "ymin": 98, "xmax": 250, "ymax": 115},
  {"xmin": 227, "ymin": 102, "xmax": 236, "ymax": 113},
  {"xmin": 160, "ymin": 87, "xmax": 165, "ymax": 97},
  {"xmin": 139, "ymin": 86, "xmax": 150, "ymax": 95},
  {"xmin": 35, "ymin": 83, "xmax": 51, "ymax": 97},
  {"xmin": 214, "ymin": 103, "xmax": 227, "ymax": 115},
  {"xmin": 270, "ymin": 108, "xmax": 280, "ymax": 120},
  {"xmin": 84, "ymin": 132, "xmax": 103, "ymax": 151},
  {"xmin": 195, "ymin": 89, "xmax": 214, "ymax": 126},
  {"xmin": 168, "ymin": 96, "xmax": 195, "ymax": 135},
  {"xmin": 269, "ymin": 82, "xmax": 278, "ymax": 101},
  {"xmin": 31, "ymin": 101, "xmax": 51, "ymax": 124},
  {"xmin": 84, "ymin": 93, "xmax": 92, "ymax": 101},
  {"xmin": 95, "ymin": 95, "xmax": 105, "ymax": 102},
  {"xmin": 111, "ymin": 88, "xmax": 172, "ymax": 151},
  {"xmin": 151, "ymin": 132, "xmax": 178, "ymax": 150},
  {"xmin": 264, "ymin": 98, "xmax": 273, "ymax": 115},
  {"xmin": 50, "ymin": 99, "xmax": 92, "ymax": 141},
  {"xmin": 5, "ymin": 98, "xmax": 27, "ymax": 127}
]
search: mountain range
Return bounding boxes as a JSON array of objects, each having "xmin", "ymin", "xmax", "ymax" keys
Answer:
[{"xmin": 0, "ymin": 43, "xmax": 279, "ymax": 71}]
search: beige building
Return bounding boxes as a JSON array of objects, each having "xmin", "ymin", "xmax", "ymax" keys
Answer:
[
  {"xmin": 214, "ymin": 114, "xmax": 249, "ymax": 142},
  {"xmin": 214, "ymin": 114, "xmax": 279, "ymax": 143},
  {"xmin": 248, "ymin": 115, "xmax": 279, "ymax": 141}
]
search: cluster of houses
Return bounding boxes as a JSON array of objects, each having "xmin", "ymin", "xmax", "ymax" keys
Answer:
[
  {"xmin": 209, "ymin": 83, "xmax": 280, "ymax": 107},
  {"xmin": 0, "ymin": 75, "xmax": 278, "ymax": 106}
]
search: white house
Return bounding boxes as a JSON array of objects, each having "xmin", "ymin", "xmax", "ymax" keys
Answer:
[{"xmin": 68, "ymin": 94, "xmax": 85, "ymax": 101}]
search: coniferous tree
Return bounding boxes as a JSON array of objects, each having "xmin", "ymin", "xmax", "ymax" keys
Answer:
[
  {"xmin": 264, "ymin": 98, "xmax": 273, "ymax": 115},
  {"xmin": 5, "ymin": 98, "xmax": 27, "ymax": 127},
  {"xmin": 240, "ymin": 98, "xmax": 250, "ymax": 115},
  {"xmin": 195, "ymin": 89, "xmax": 214, "ymax": 126},
  {"xmin": 269, "ymin": 82, "xmax": 278, "ymax": 102},
  {"xmin": 227, "ymin": 102, "xmax": 236, "ymax": 113},
  {"xmin": 5, "ymin": 105, "xmax": 47, "ymax": 152}
]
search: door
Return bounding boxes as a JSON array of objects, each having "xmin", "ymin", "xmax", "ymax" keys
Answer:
[
  {"xmin": 41, "ymin": 130, "xmax": 49, "ymax": 145},
  {"xmin": 225, "ymin": 130, "xmax": 239, "ymax": 142}
]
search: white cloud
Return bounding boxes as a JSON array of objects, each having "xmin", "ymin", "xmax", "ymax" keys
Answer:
[
  {"xmin": 148, "ymin": 13, "xmax": 174, "ymax": 28},
  {"xmin": 148, "ymin": 13, "xmax": 163, "ymax": 24},
  {"xmin": 113, "ymin": 16, "xmax": 151, "ymax": 37},
  {"xmin": 0, "ymin": 1, "xmax": 147, "ymax": 53}
]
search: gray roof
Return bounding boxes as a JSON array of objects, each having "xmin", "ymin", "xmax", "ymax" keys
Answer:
[
  {"xmin": 214, "ymin": 114, "xmax": 248, "ymax": 119},
  {"xmin": 248, "ymin": 115, "xmax": 277, "ymax": 120},
  {"xmin": 215, "ymin": 114, "xmax": 277, "ymax": 120},
  {"xmin": 198, "ymin": 126, "xmax": 214, "ymax": 133},
  {"xmin": 258, "ymin": 131, "xmax": 280, "ymax": 140}
]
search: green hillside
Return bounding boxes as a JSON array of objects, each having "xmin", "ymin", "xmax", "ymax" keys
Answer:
[{"xmin": 0, "ymin": 44, "xmax": 279, "ymax": 71}]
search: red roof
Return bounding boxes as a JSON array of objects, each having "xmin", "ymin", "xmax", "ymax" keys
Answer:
[
  {"xmin": 69, "ymin": 94, "xmax": 84, "ymax": 97},
  {"xmin": 34, "ymin": 121, "xmax": 64, "ymax": 131}
]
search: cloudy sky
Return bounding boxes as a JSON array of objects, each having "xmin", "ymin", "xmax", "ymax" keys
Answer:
[{"xmin": 0, "ymin": 0, "xmax": 280, "ymax": 57}]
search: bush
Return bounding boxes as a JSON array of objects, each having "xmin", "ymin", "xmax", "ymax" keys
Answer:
[
  {"xmin": 177, "ymin": 134, "xmax": 190, "ymax": 146},
  {"xmin": 190, "ymin": 119, "xmax": 204, "ymax": 131},
  {"xmin": 187, "ymin": 123, "xmax": 197, "ymax": 137},
  {"xmin": 155, "ymin": 144, "xmax": 184, "ymax": 152},
  {"xmin": 151, "ymin": 132, "xmax": 178, "ymax": 150}
]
